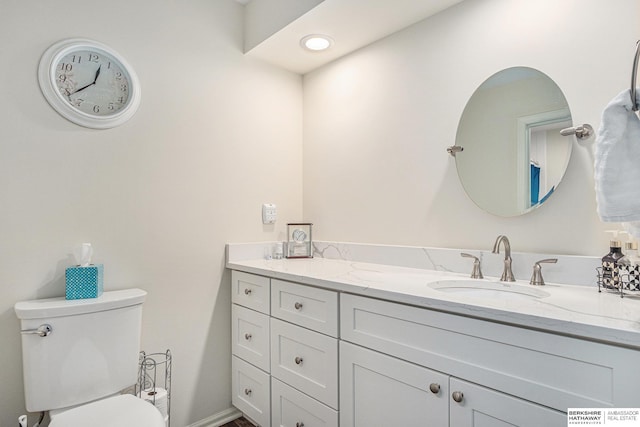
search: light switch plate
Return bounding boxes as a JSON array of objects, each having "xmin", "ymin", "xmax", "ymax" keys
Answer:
[{"xmin": 262, "ymin": 203, "xmax": 277, "ymax": 224}]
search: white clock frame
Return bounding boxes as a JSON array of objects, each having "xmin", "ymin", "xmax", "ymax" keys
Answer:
[{"xmin": 38, "ymin": 38, "xmax": 141, "ymax": 129}]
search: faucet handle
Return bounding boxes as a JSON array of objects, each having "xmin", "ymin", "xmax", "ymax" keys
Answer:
[
  {"xmin": 530, "ymin": 258, "xmax": 557, "ymax": 286},
  {"xmin": 461, "ymin": 253, "xmax": 483, "ymax": 279}
]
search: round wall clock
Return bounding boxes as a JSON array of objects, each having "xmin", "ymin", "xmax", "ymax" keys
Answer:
[{"xmin": 38, "ymin": 38, "xmax": 141, "ymax": 129}]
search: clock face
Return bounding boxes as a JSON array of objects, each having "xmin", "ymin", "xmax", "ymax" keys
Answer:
[
  {"xmin": 39, "ymin": 39, "xmax": 141, "ymax": 129},
  {"xmin": 55, "ymin": 49, "xmax": 131, "ymax": 117},
  {"xmin": 292, "ymin": 229, "xmax": 307, "ymax": 242}
]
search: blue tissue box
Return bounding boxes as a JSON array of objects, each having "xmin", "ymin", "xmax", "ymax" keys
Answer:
[{"xmin": 65, "ymin": 264, "xmax": 104, "ymax": 300}]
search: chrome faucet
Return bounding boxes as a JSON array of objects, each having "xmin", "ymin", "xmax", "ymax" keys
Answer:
[
  {"xmin": 492, "ymin": 235, "xmax": 515, "ymax": 282},
  {"xmin": 530, "ymin": 258, "xmax": 557, "ymax": 286},
  {"xmin": 461, "ymin": 253, "xmax": 483, "ymax": 279}
]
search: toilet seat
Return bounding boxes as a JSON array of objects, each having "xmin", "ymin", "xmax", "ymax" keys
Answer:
[{"xmin": 49, "ymin": 394, "xmax": 165, "ymax": 427}]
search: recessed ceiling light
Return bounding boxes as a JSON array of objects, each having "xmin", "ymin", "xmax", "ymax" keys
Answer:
[{"xmin": 300, "ymin": 34, "xmax": 334, "ymax": 51}]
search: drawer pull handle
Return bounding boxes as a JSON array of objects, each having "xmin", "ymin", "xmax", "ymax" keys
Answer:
[
  {"xmin": 429, "ymin": 383, "xmax": 440, "ymax": 394},
  {"xmin": 244, "ymin": 333, "xmax": 252, "ymax": 340},
  {"xmin": 244, "ymin": 288, "xmax": 252, "ymax": 295},
  {"xmin": 295, "ymin": 356, "xmax": 304, "ymax": 365},
  {"xmin": 294, "ymin": 302, "xmax": 303, "ymax": 310},
  {"xmin": 244, "ymin": 388, "xmax": 252, "ymax": 396},
  {"xmin": 452, "ymin": 391, "xmax": 464, "ymax": 403},
  {"xmin": 296, "ymin": 423, "xmax": 304, "ymax": 427}
]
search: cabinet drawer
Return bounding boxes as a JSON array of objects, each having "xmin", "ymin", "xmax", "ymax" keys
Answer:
[
  {"xmin": 232, "ymin": 356, "xmax": 270, "ymax": 427},
  {"xmin": 272, "ymin": 378, "xmax": 338, "ymax": 427},
  {"xmin": 271, "ymin": 279, "xmax": 338, "ymax": 337},
  {"xmin": 271, "ymin": 318, "xmax": 338, "ymax": 409},
  {"xmin": 232, "ymin": 304, "xmax": 270, "ymax": 372},
  {"xmin": 341, "ymin": 293, "xmax": 640, "ymax": 412},
  {"xmin": 232, "ymin": 271, "xmax": 270, "ymax": 314}
]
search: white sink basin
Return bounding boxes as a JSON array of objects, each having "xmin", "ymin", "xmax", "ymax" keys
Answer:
[{"xmin": 428, "ymin": 279, "xmax": 550, "ymax": 301}]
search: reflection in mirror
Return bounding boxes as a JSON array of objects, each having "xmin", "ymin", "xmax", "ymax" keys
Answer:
[{"xmin": 455, "ymin": 67, "xmax": 573, "ymax": 217}]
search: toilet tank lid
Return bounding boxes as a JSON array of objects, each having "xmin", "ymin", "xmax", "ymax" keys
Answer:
[{"xmin": 14, "ymin": 288, "xmax": 147, "ymax": 320}]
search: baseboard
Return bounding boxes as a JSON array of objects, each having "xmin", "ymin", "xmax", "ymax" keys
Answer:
[{"xmin": 186, "ymin": 407, "xmax": 243, "ymax": 427}]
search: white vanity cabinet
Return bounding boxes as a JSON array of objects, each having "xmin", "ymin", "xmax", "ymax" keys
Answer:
[
  {"xmin": 340, "ymin": 293, "xmax": 640, "ymax": 426},
  {"xmin": 231, "ymin": 272, "xmax": 339, "ymax": 427},
  {"xmin": 231, "ymin": 267, "xmax": 640, "ymax": 427},
  {"xmin": 340, "ymin": 342, "xmax": 563, "ymax": 426},
  {"xmin": 232, "ymin": 271, "xmax": 272, "ymax": 427},
  {"xmin": 270, "ymin": 279, "xmax": 339, "ymax": 427}
]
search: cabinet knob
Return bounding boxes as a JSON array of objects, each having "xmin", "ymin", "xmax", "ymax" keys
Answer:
[
  {"xmin": 295, "ymin": 356, "xmax": 304, "ymax": 365},
  {"xmin": 429, "ymin": 383, "xmax": 441, "ymax": 394},
  {"xmin": 244, "ymin": 333, "xmax": 252, "ymax": 340},
  {"xmin": 244, "ymin": 288, "xmax": 252, "ymax": 295},
  {"xmin": 294, "ymin": 302, "xmax": 303, "ymax": 310},
  {"xmin": 244, "ymin": 388, "xmax": 252, "ymax": 396},
  {"xmin": 452, "ymin": 391, "xmax": 464, "ymax": 403},
  {"xmin": 296, "ymin": 423, "xmax": 305, "ymax": 427}
]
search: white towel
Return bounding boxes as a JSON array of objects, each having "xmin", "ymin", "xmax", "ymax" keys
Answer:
[{"xmin": 594, "ymin": 88, "xmax": 640, "ymax": 236}]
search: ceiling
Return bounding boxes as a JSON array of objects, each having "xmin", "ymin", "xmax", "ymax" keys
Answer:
[{"xmin": 236, "ymin": 0, "xmax": 464, "ymax": 74}]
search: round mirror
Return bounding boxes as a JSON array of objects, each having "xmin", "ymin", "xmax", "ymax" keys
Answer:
[{"xmin": 454, "ymin": 67, "xmax": 573, "ymax": 217}]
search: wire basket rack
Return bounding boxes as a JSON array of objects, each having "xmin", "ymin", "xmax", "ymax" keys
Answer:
[
  {"xmin": 596, "ymin": 266, "xmax": 640, "ymax": 298},
  {"xmin": 136, "ymin": 350, "xmax": 172, "ymax": 426}
]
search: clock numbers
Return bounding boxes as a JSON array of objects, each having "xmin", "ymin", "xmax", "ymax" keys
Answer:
[{"xmin": 54, "ymin": 48, "xmax": 130, "ymax": 117}]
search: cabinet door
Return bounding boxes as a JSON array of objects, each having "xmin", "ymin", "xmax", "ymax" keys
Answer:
[
  {"xmin": 340, "ymin": 341, "xmax": 449, "ymax": 427},
  {"xmin": 449, "ymin": 378, "xmax": 565, "ymax": 427}
]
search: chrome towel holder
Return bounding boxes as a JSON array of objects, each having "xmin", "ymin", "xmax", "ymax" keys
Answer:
[
  {"xmin": 559, "ymin": 124, "xmax": 593, "ymax": 140},
  {"xmin": 631, "ymin": 40, "xmax": 640, "ymax": 111}
]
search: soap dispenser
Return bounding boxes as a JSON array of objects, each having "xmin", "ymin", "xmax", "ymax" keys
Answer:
[
  {"xmin": 621, "ymin": 239, "xmax": 640, "ymax": 291},
  {"xmin": 602, "ymin": 231, "xmax": 624, "ymax": 289}
]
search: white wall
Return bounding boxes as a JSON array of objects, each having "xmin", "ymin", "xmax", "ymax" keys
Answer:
[
  {"xmin": 303, "ymin": 0, "xmax": 640, "ymax": 256},
  {"xmin": 0, "ymin": 1, "xmax": 302, "ymax": 426}
]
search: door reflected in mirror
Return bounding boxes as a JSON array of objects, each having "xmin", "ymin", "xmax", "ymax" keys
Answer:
[{"xmin": 455, "ymin": 67, "xmax": 573, "ymax": 217}]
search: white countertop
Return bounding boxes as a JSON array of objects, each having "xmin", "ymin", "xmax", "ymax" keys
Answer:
[{"xmin": 227, "ymin": 256, "xmax": 640, "ymax": 348}]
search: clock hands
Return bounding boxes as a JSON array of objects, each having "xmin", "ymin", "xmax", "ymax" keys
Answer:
[{"xmin": 69, "ymin": 65, "xmax": 102, "ymax": 96}]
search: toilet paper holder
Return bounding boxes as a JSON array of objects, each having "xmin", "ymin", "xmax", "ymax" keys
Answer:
[{"xmin": 136, "ymin": 349, "xmax": 172, "ymax": 427}]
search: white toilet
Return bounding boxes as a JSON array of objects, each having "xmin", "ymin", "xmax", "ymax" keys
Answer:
[{"xmin": 14, "ymin": 288, "xmax": 165, "ymax": 427}]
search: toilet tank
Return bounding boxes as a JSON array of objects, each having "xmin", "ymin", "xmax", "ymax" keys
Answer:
[{"xmin": 14, "ymin": 289, "xmax": 147, "ymax": 412}]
